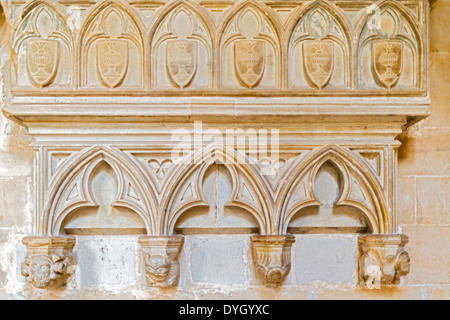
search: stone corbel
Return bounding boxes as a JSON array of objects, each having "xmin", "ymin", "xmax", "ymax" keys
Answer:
[
  {"xmin": 138, "ymin": 235, "xmax": 184, "ymax": 287},
  {"xmin": 251, "ymin": 235, "xmax": 296, "ymax": 286},
  {"xmin": 21, "ymin": 236, "xmax": 76, "ymax": 289},
  {"xmin": 358, "ymin": 234, "xmax": 410, "ymax": 288}
]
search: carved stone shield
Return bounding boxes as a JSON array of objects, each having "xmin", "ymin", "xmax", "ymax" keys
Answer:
[
  {"xmin": 235, "ymin": 40, "xmax": 266, "ymax": 89},
  {"xmin": 166, "ymin": 40, "xmax": 198, "ymax": 89},
  {"xmin": 27, "ymin": 39, "xmax": 60, "ymax": 88},
  {"xmin": 372, "ymin": 40, "xmax": 403, "ymax": 89},
  {"xmin": 303, "ymin": 40, "xmax": 334, "ymax": 89},
  {"xmin": 97, "ymin": 39, "xmax": 129, "ymax": 88}
]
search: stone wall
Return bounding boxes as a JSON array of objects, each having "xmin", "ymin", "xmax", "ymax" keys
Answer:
[
  {"xmin": 395, "ymin": 0, "xmax": 450, "ymax": 300},
  {"xmin": 0, "ymin": 1, "xmax": 448, "ymax": 300}
]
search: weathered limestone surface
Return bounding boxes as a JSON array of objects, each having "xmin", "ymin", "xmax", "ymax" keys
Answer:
[{"xmin": 0, "ymin": 0, "xmax": 447, "ymax": 300}]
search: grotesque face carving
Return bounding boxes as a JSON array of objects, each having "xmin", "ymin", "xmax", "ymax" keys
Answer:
[
  {"xmin": 396, "ymin": 251, "xmax": 411, "ymax": 276},
  {"xmin": 145, "ymin": 254, "xmax": 171, "ymax": 283},
  {"xmin": 29, "ymin": 256, "xmax": 53, "ymax": 288}
]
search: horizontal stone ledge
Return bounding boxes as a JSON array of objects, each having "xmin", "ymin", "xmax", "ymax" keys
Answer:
[
  {"xmin": 175, "ymin": 227, "xmax": 260, "ymax": 235},
  {"xmin": 287, "ymin": 226, "xmax": 369, "ymax": 234},
  {"xmin": 4, "ymin": 103, "xmax": 431, "ymax": 128},
  {"xmin": 9, "ymin": 95, "xmax": 431, "ymax": 105},
  {"xmin": 64, "ymin": 228, "xmax": 147, "ymax": 236}
]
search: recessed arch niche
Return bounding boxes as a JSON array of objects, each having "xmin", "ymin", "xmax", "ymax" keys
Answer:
[
  {"xmin": 174, "ymin": 162, "xmax": 260, "ymax": 235},
  {"xmin": 59, "ymin": 161, "xmax": 147, "ymax": 235},
  {"xmin": 287, "ymin": 160, "xmax": 370, "ymax": 234}
]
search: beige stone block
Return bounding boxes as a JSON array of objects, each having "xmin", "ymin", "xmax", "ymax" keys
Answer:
[
  {"xmin": 74, "ymin": 236, "xmax": 140, "ymax": 288},
  {"xmin": 398, "ymin": 128, "xmax": 450, "ymax": 176},
  {"xmin": 397, "ymin": 177, "xmax": 416, "ymax": 225},
  {"xmin": 187, "ymin": 236, "xmax": 249, "ymax": 285},
  {"xmin": 423, "ymin": 286, "xmax": 450, "ymax": 300},
  {"xmin": 194, "ymin": 286, "xmax": 311, "ymax": 300},
  {"xmin": 425, "ymin": 53, "xmax": 450, "ymax": 127},
  {"xmin": 416, "ymin": 177, "xmax": 450, "ymax": 225},
  {"xmin": 294, "ymin": 235, "xmax": 358, "ymax": 285},
  {"xmin": 430, "ymin": 0, "xmax": 450, "ymax": 53},
  {"xmin": 0, "ymin": 152, "xmax": 33, "ymax": 177},
  {"xmin": 401, "ymin": 226, "xmax": 450, "ymax": 285},
  {"xmin": 314, "ymin": 286, "xmax": 423, "ymax": 300},
  {"xmin": 0, "ymin": 178, "xmax": 30, "ymax": 227}
]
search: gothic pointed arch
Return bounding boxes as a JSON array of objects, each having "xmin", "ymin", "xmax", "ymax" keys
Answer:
[
  {"xmin": 148, "ymin": 0, "xmax": 215, "ymax": 89},
  {"xmin": 285, "ymin": 0, "xmax": 353, "ymax": 43},
  {"xmin": 285, "ymin": 0, "xmax": 353, "ymax": 89},
  {"xmin": 355, "ymin": 0, "xmax": 424, "ymax": 90},
  {"xmin": 12, "ymin": 0, "xmax": 73, "ymax": 88},
  {"xmin": 277, "ymin": 145, "xmax": 390, "ymax": 234},
  {"xmin": 77, "ymin": 0, "xmax": 146, "ymax": 89},
  {"xmin": 217, "ymin": 0, "xmax": 283, "ymax": 89},
  {"xmin": 43, "ymin": 146, "xmax": 158, "ymax": 235},
  {"xmin": 160, "ymin": 144, "xmax": 274, "ymax": 235}
]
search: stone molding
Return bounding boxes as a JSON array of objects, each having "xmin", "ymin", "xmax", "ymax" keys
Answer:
[{"xmin": 2, "ymin": 0, "xmax": 428, "ymax": 97}]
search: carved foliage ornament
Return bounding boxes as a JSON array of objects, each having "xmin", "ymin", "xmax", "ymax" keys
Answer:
[
  {"xmin": 251, "ymin": 235, "xmax": 295, "ymax": 286},
  {"xmin": 358, "ymin": 234, "xmax": 410, "ymax": 288}
]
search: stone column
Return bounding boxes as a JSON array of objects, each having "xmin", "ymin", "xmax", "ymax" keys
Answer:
[
  {"xmin": 138, "ymin": 235, "xmax": 184, "ymax": 287},
  {"xmin": 21, "ymin": 236, "xmax": 76, "ymax": 289},
  {"xmin": 250, "ymin": 235, "xmax": 296, "ymax": 286},
  {"xmin": 358, "ymin": 234, "xmax": 410, "ymax": 288}
]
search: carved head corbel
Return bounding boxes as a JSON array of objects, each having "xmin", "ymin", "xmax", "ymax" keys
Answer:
[{"xmin": 138, "ymin": 236, "xmax": 184, "ymax": 288}]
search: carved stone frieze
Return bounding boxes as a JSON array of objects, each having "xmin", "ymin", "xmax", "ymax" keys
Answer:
[
  {"xmin": 21, "ymin": 236, "xmax": 76, "ymax": 289},
  {"xmin": 251, "ymin": 235, "xmax": 296, "ymax": 286},
  {"xmin": 358, "ymin": 234, "xmax": 410, "ymax": 288},
  {"xmin": 6, "ymin": 0, "xmax": 428, "ymax": 95},
  {"xmin": 138, "ymin": 235, "xmax": 184, "ymax": 287}
]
